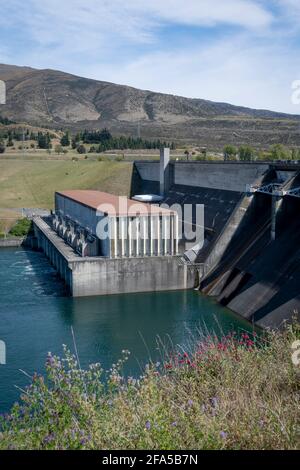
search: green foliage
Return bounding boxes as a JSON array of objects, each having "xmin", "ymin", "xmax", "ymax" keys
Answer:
[
  {"xmin": 6, "ymin": 131, "xmax": 14, "ymax": 147},
  {"xmin": 238, "ymin": 145, "xmax": 255, "ymax": 161},
  {"xmin": 76, "ymin": 144, "xmax": 86, "ymax": 154},
  {"xmin": 0, "ymin": 140, "xmax": 5, "ymax": 154},
  {"xmin": 60, "ymin": 132, "xmax": 70, "ymax": 147},
  {"xmin": 270, "ymin": 144, "xmax": 290, "ymax": 160},
  {"xmin": 223, "ymin": 145, "xmax": 237, "ymax": 161},
  {"xmin": 80, "ymin": 128, "xmax": 175, "ymax": 151},
  {"xmin": 0, "ymin": 115, "xmax": 16, "ymax": 125},
  {"xmin": 37, "ymin": 132, "xmax": 52, "ymax": 150},
  {"xmin": 0, "ymin": 324, "xmax": 299, "ymax": 450},
  {"xmin": 9, "ymin": 218, "xmax": 32, "ymax": 237}
]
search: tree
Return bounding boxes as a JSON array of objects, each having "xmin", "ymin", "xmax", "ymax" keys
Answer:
[
  {"xmin": 76, "ymin": 144, "xmax": 86, "ymax": 154},
  {"xmin": 37, "ymin": 132, "xmax": 51, "ymax": 149},
  {"xmin": 60, "ymin": 132, "xmax": 70, "ymax": 147},
  {"xmin": 223, "ymin": 145, "xmax": 237, "ymax": 161},
  {"xmin": 0, "ymin": 141, "xmax": 5, "ymax": 154},
  {"xmin": 184, "ymin": 149, "xmax": 190, "ymax": 160},
  {"xmin": 7, "ymin": 133, "xmax": 14, "ymax": 147},
  {"xmin": 238, "ymin": 145, "xmax": 255, "ymax": 161}
]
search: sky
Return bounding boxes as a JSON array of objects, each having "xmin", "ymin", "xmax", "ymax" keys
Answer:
[{"xmin": 0, "ymin": 0, "xmax": 300, "ymax": 113}]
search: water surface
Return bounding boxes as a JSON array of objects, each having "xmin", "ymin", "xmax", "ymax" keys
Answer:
[{"xmin": 0, "ymin": 247, "xmax": 252, "ymax": 411}]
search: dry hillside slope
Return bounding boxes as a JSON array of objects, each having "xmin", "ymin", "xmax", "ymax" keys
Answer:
[{"xmin": 1, "ymin": 64, "xmax": 300, "ymax": 148}]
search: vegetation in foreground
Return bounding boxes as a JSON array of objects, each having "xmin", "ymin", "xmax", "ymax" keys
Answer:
[{"xmin": 0, "ymin": 322, "xmax": 299, "ymax": 450}]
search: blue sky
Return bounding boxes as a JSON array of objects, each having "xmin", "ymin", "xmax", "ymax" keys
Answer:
[{"xmin": 0, "ymin": 0, "xmax": 300, "ymax": 113}]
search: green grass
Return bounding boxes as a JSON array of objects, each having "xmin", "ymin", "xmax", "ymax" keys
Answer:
[
  {"xmin": 0, "ymin": 159, "xmax": 134, "ymax": 209},
  {"xmin": 0, "ymin": 322, "xmax": 299, "ymax": 450}
]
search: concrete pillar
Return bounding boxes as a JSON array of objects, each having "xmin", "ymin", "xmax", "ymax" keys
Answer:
[
  {"xmin": 142, "ymin": 216, "xmax": 148, "ymax": 256},
  {"xmin": 136, "ymin": 217, "xmax": 140, "ymax": 257},
  {"xmin": 159, "ymin": 217, "xmax": 163, "ymax": 256},
  {"xmin": 174, "ymin": 214, "xmax": 179, "ymax": 255},
  {"xmin": 128, "ymin": 218, "xmax": 133, "ymax": 257},
  {"xmin": 120, "ymin": 217, "xmax": 126, "ymax": 257},
  {"xmin": 170, "ymin": 215, "xmax": 174, "ymax": 256},
  {"xmin": 163, "ymin": 216, "xmax": 170, "ymax": 255},
  {"xmin": 150, "ymin": 216, "xmax": 154, "ymax": 255},
  {"xmin": 160, "ymin": 148, "xmax": 170, "ymax": 196},
  {"xmin": 111, "ymin": 217, "xmax": 118, "ymax": 258},
  {"xmin": 271, "ymin": 195, "xmax": 281, "ymax": 241}
]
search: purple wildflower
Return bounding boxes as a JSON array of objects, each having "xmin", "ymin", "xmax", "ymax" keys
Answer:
[
  {"xmin": 210, "ymin": 397, "xmax": 218, "ymax": 408},
  {"xmin": 220, "ymin": 431, "xmax": 228, "ymax": 439},
  {"xmin": 145, "ymin": 420, "xmax": 151, "ymax": 430}
]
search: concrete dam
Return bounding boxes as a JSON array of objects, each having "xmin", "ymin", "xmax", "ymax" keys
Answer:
[
  {"xmin": 32, "ymin": 152, "xmax": 300, "ymax": 329},
  {"xmin": 133, "ymin": 158, "xmax": 300, "ymax": 329}
]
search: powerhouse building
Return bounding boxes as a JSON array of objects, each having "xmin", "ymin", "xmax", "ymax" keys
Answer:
[{"xmin": 54, "ymin": 190, "xmax": 179, "ymax": 258}]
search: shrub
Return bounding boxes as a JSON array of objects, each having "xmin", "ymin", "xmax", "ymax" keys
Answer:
[
  {"xmin": 76, "ymin": 145, "xmax": 86, "ymax": 154},
  {"xmin": 9, "ymin": 218, "xmax": 32, "ymax": 237}
]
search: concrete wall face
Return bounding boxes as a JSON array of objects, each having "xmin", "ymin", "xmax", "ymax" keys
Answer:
[
  {"xmin": 55, "ymin": 194, "xmax": 102, "ymax": 235},
  {"xmin": 135, "ymin": 162, "xmax": 269, "ymax": 193},
  {"xmin": 135, "ymin": 162, "xmax": 160, "ymax": 182},
  {"xmin": 71, "ymin": 257, "xmax": 194, "ymax": 297},
  {"xmin": 174, "ymin": 163, "xmax": 269, "ymax": 192},
  {"xmin": 33, "ymin": 217, "xmax": 191, "ymax": 297}
]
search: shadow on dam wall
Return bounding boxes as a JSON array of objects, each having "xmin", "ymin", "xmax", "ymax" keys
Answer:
[{"xmin": 133, "ymin": 160, "xmax": 300, "ymax": 328}]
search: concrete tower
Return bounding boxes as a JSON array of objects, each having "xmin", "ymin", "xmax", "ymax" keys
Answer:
[{"xmin": 160, "ymin": 147, "xmax": 170, "ymax": 196}]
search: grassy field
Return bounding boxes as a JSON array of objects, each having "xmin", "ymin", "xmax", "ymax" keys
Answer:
[{"xmin": 0, "ymin": 158, "xmax": 134, "ymax": 209}]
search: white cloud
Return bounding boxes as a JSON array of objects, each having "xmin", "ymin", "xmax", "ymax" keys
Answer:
[
  {"xmin": 0, "ymin": 1, "xmax": 299, "ymax": 114},
  {"xmin": 1, "ymin": 0, "xmax": 273, "ymax": 53},
  {"xmin": 126, "ymin": 0, "xmax": 273, "ymax": 29}
]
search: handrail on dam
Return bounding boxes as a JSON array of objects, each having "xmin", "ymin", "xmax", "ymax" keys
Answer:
[{"xmin": 247, "ymin": 183, "xmax": 300, "ymax": 199}]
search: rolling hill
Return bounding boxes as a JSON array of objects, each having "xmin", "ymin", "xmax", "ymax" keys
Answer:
[{"xmin": 1, "ymin": 63, "xmax": 300, "ymax": 148}]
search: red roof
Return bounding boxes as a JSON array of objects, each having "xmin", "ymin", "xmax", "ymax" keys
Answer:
[{"xmin": 56, "ymin": 190, "xmax": 176, "ymax": 217}]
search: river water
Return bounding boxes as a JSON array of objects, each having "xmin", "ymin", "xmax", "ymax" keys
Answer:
[{"xmin": 0, "ymin": 247, "xmax": 253, "ymax": 412}]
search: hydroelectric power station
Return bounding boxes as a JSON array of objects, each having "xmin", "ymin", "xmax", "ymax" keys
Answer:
[{"xmin": 32, "ymin": 149, "xmax": 300, "ymax": 329}]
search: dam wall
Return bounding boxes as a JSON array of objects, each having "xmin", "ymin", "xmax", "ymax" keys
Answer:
[
  {"xmin": 135, "ymin": 161, "xmax": 269, "ymax": 193},
  {"xmin": 33, "ymin": 217, "xmax": 195, "ymax": 297},
  {"xmin": 135, "ymin": 159, "xmax": 300, "ymax": 328},
  {"xmin": 199, "ymin": 170, "xmax": 300, "ymax": 328}
]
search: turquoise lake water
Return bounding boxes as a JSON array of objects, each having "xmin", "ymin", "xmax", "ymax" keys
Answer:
[{"xmin": 0, "ymin": 247, "xmax": 253, "ymax": 411}]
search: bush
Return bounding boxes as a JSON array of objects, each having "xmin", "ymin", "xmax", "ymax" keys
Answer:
[
  {"xmin": 76, "ymin": 145, "xmax": 86, "ymax": 154},
  {"xmin": 0, "ymin": 322, "xmax": 299, "ymax": 450},
  {"xmin": 223, "ymin": 145, "xmax": 237, "ymax": 161},
  {"xmin": 0, "ymin": 142, "xmax": 5, "ymax": 154},
  {"xmin": 9, "ymin": 218, "xmax": 32, "ymax": 237}
]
